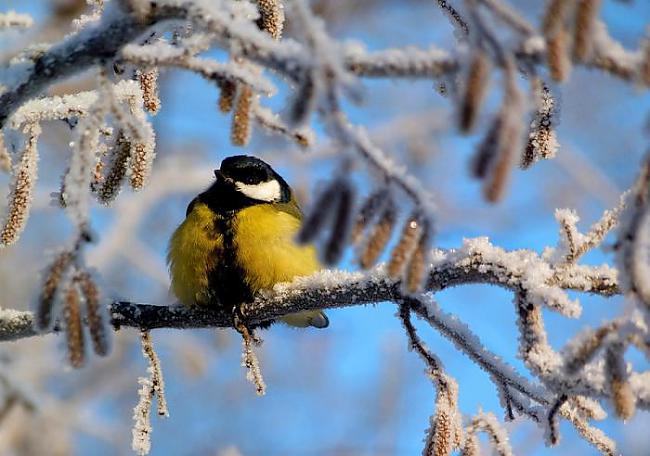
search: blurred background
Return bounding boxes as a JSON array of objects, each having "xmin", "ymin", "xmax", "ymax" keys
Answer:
[{"xmin": 0, "ymin": 0, "xmax": 649, "ymax": 454}]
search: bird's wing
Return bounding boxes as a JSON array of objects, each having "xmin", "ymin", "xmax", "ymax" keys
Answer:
[{"xmin": 273, "ymin": 193, "xmax": 304, "ymax": 220}]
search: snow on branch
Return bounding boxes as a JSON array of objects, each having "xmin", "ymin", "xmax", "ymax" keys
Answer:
[{"xmin": 0, "ymin": 11, "xmax": 33, "ymax": 30}]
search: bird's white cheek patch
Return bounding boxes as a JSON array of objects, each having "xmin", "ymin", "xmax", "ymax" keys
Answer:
[{"xmin": 235, "ymin": 179, "xmax": 281, "ymax": 202}]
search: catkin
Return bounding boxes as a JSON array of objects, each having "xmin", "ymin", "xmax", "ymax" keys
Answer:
[
  {"xmin": 139, "ymin": 69, "xmax": 161, "ymax": 114},
  {"xmin": 388, "ymin": 215, "xmax": 421, "ymax": 278},
  {"xmin": 323, "ymin": 181, "xmax": 353, "ymax": 265},
  {"xmin": 351, "ymin": 187, "xmax": 390, "ymax": 243},
  {"xmin": 472, "ymin": 117, "xmax": 501, "ymax": 179},
  {"xmin": 218, "ymin": 80, "xmax": 237, "ymax": 113},
  {"xmin": 460, "ymin": 433, "xmax": 480, "ymax": 456},
  {"xmin": 360, "ymin": 200, "xmax": 396, "ymax": 269},
  {"xmin": 483, "ymin": 61, "xmax": 525, "ymax": 203},
  {"xmin": 542, "ymin": 0, "xmax": 574, "ymax": 37},
  {"xmin": 547, "ymin": 27, "xmax": 572, "ymax": 82},
  {"xmin": 97, "ymin": 131, "xmax": 131, "ymax": 204},
  {"xmin": 77, "ymin": 270, "xmax": 110, "ymax": 356},
  {"xmin": 129, "ymin": 141, "xmax": 154, "ymax": 190},
  {"xmin": 484, "ymin": 115, "xmax": 517, "ymax": 202},
  {"xmin": 231, "ymin": 85, "xmax": 253, "ymax": 146},
  {"xmin": 605, "ymin": 344, "xmax": 635, "ymax": 420},
  {"xmin": 256, "ymin": 0, "xmax": 285, "ymax": 40},
  {"xmin": 0, "ymin": 124, "xmax": 40, "ymax": 247},
  {"xmin": 427, "ymin": 382, "xmax": 462, "ymax": 456},
  {"xmin": 63, "ymin": 282, "xmax": 85, "ymax": 368},
  {"xmin": 431, "ymin": 407, "xmax": 454, "ymax": 456},
  {"xmin": 36, "ymin": 251, "xmax": 74, "ymax": 330},
  {"xmin": 573, "ymin": 0, "xmax": 601, "ymax": 61},
  {"xmin": 297, "ymin": 180, "xmax": 342, "ymax": 244},
  {"xmin": 288, "ymin": 73, "xmax": 317, "ymax": 127},
  {"xmin": 460, "ymin": 50, "xmax": 490, "ymax": 133}
]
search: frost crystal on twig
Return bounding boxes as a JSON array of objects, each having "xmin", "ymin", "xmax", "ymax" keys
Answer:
[
  {"xmin": 463, "ymin": 411, "xmax": 514, "ymax": 456},
  {"xmin": 239, "ymin": 326, "xmax": 266, "ymax": 396},
  {"xmin": 132, "ymin": 331, "xmax": 169, "ymax": 456},
  {"xmin": 0, "ymin": 11, "xmax": 33, "ymax": 29},
  {"xmin": 522, "ymin": 79, "xmax": 558, "ymax": 169}
]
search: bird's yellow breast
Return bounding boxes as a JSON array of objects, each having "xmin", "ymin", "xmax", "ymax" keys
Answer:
[
  {"xmin": 233, "ymin": 204, "xmax": 320, "ymax": 292},
  {"xmin": 167, "ymin": 202, "xmax": 223, "ymax": 306},
  {"xmin": 167, "ymin": 202, "xmax": 320, "ymax": 307}
]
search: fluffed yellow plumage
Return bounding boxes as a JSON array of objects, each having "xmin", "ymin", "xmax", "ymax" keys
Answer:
[
  {"xmin": 167, "ymin": 155, "xmax": 328, "ymax": 329},
  {"xmin": 167, "ymin": 202, "xmax": 223, "ymax": 307}
]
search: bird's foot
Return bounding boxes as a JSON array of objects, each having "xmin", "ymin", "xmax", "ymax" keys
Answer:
[{"xmin": 232, "ymin": 306, "xmax": 261, "ymax": 345}]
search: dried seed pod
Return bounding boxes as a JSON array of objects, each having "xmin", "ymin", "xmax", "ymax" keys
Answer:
[
  {"xmin": 359, "ymin": 199, "xmax": 396, "ymax": 269},
  {"xmin": 36, "ymin": 251, "xmax": 74, "ymax": 331},
  {"xmin": 388, "ymin": 213, "xmax": 422, "ymax": 279},
  {"xmin": 256, "ymin": 0, "xmax": 285, "ymax": 40},
  {"xmin": 139, "ymin": 68, "xmax": 161, "ymax": 114},
  {"xmin": 460, "ymin": 50, "xmax": 490, "ymax": 133},
  {"xmin": 129, "ymin": 141, "xmax": 155, "ymax": 191},
  {"xmin": 96, "ymin": 131, "xmax": 131, "ymax": 204},
  {"xmin": 573, "ymin": 0, "xmax": 601, "ymax": 61},
  {"xmin": 297, "ymin": 180, "xmax": 342, "ymax": 244},
  {"xmin": 323, "ymin": 180, "xmax": 354, "ymax": 265},
  {"xmin": 547, "ymin": 27, "xmax": 572, "ymax": 83},
  {"xmin": 405, "ymin": 221, "xmax": 431, "ymax": 293},
  {"xmin": 351, "ymin": 186, "xmax": 390, "ymax": 243},
  {"xmin": 542, "ymin": 0, "xmax": 574, "ymax": 37},
  {"xmin": 483, "ymin": 60, "xmax": 525, "ymax": 203},
  {"xmin": 605, "ymin": 343, "xmax": 635, "ymax": 420},
  {"xmin": 63, "ymin": 281, "xmax": 85, "ymax": 368},
  {"xmin": 472, "ymin": 116, "xmax": 501, "ymax": 179},
  {"xmin": 218, "ymin": 80, "xmax": 237, "ymax": 113},
  {"xmin": 288, "ymin": 72, "xmax": 317, "ymax": 127},
  {"xmin": 231, "ymin": 84, "xmax": 253, "ymax": 146},
  {"xmin": 77, "ymin": 270, "xmax": 111, "ymax": 357},
  {"xmin": 0, "ymin": 124, "xmax": 40, "ymax": 247},
  {"xmin": 522, "ymin": 80, "xmax": 558, "ymax": 169}
]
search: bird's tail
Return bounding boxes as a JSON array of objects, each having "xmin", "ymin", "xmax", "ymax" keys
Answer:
[{"xmin": 281, "ymin": 310, "xmax": 329, "ymax": 329}]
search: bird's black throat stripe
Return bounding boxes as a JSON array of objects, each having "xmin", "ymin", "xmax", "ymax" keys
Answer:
[{"xmin": 206, "ymin": 210, "xmax": 274, "ymax": 329}]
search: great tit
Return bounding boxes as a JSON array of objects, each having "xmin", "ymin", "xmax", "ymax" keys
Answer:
[{"xmin": 167, "ymin": 155, "xmax": 329, "ymax": 329}]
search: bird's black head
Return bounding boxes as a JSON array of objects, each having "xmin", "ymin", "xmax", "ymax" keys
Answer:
[{"xmin": 198, "ymin": 155, "xmax": 291, "ymax": 214}]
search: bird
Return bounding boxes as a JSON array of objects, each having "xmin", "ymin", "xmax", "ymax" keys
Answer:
[{"xmin": 167, "ymin": 155, "xmax": 329, "ymax": 329}]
